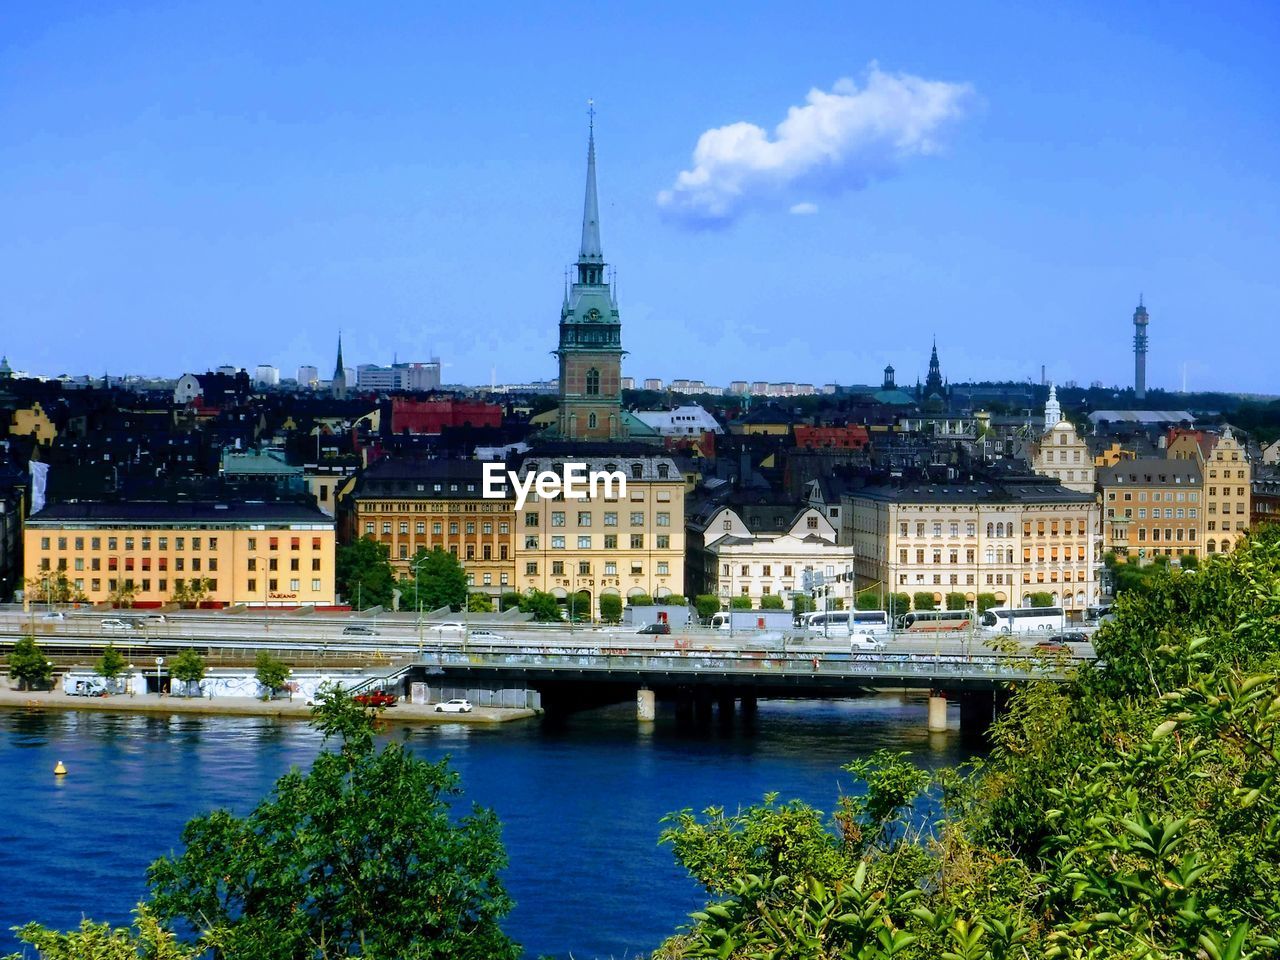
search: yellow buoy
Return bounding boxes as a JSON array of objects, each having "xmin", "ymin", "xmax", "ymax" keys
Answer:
[{"xmin": 53, "ymin": 761, "xmax": 67, "ymax": 776}]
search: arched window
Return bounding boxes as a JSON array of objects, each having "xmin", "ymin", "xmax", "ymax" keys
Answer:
[
  {"xmin": 585, "ymin": 368, "xmax": 600, "ymax": 395},
  {"xmin": 588, "ymin": 412, "xmax": 597, "ymax": 429},
  {"xmin": 1207, "ymin": 540, "xmax": 1216, "ymax": 554},
  {"xmin": 986, "ymin": 522, "xmax": 994, "ymax": 537}
]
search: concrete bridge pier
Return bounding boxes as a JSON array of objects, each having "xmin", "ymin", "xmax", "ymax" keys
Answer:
[
  {"xmin": 927, "ymin": 691, "xmax": 949, "ymax": 733},
  {"xmin": 636, "ymin": 687, "xmax": 656, "ymax": 722},
  {"xmin": 717, "ymin": 694, "xmax": 736, "ymax": 721},
  {"xmin": 741, "ymin": 695, "xmax": 758, "ymax": 716}
]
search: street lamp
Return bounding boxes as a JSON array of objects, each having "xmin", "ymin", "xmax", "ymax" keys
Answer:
[
  {"xmin": 127, "ymin": 663, "xmax": 134, "ymax": 696},
  {"xmin": 155, "ymin": 656, "xmax": 164, "ymax": 696},
  {"xmin": 409, "ymin": 553, "xmax": 431, "ymax": 657}
]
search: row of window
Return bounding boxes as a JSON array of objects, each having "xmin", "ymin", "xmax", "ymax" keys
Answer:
[
  {"xmin": 395, "ymin": 543, "xmax": 509, "ymax": 562},
  {"xmin": 897, "ymin": 569, "xmax": 1090, "ymax": 586},
  {"xmin": 1207, "ymin": 486, "xmax": 1249, "ymax": 496},
  {"xmin": 522, "ymin": 510, "xmax": 673, "ymax": 528},
  {"xmin": 523, "ymin": 534, "xmax": 672, "ymax": 550},
  {"xmin": 897, "ymin": 546, "xmax": 1088, "ymax": 564},
  {"xmin": 1112, "ymin": 527, "xmax": 1199, "ymax": 543},
  {"xmin": 521, "ymin": 561, "xmax": 671, "ymax": 576},
  {"xmin": 1109, "ymin": 490, "xmax": 1201, "ymax": 502},
  {"xmin": 67, "ymin": 577, "xmax": 222, "ymax": 594},
  {"xmin": 36, "ymin": 535, "xmax": 322, "ymax": 552},
  {"xmin": 365, "ymin": 520, "xmax": 510, "ymax": 536},
  {"xmin": 896, "ymin": 519, "xmax": 1090, "ymax": 539}
]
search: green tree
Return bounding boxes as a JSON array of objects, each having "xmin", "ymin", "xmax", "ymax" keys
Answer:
[
  {"xmin": 599, "ymin": 593, "xmax": 623, "ymax": 623},
  {"xmin": 855, "ymin": 590, "xmax": 882, "ymax": 610},
  {"xmin": 146, "ymin": 687, "xmax": 520, "ymax": 960},
  {"xmin": 694, "ymin": 595, "xmax": 722, "ymax": 620},
  {"xmin": 109, "ymin": 580, "xmax": 137, "ymax": 608},
  {"xmin": 945, "ymin": 592, "xmax": 967, "ymax": 610},
  {"xmin": 976, "ymin": 592, "xmax": 999, "ymax": 613},
  {"xmin": 518, "ymin": 590, "xmax": 561, "ymax": 622},
  {"xmin": 253, "ymin": 651, "xmax": 290, "ymax": 700},
  {"xmin": 829, "ymin": 596, "xmax": 845, "ymax": 611},
  {"xmin": 886, "ymin": 592, "xmax": 911, "ymax": 617},
  {"xmin": 628, "ymin": 593, "xmax": 654, "ymax": 606},
  {"xmin": 401, "ymin": 547, "xmax": 468, "ymax": 612},
  {"xmin": 729, "ymin": 596, "xmax": 753, "ymax": 610},
  {"xmin": 5, "ymin": 908, "xmax": 199, "ymax": 960},
  {"xmin": 1027, "ymin": 591, "xmax": 1054, "ymax": 607},
  {"xmin": 466, "ymin": 592, "xmax": 493, "ymax": 613},
  {"xmin": 8, "ymin": 635, "xmax": 53, "ymax": 690},
  {"xmin": 169, "ymin": 649, "xmax": 207, "ymax": 697},
  {"xmin": 335, "ymin": 538, "xmax": 395, "ymax": 610},
  {"xmin": 792, "ymin": 594, "xmax": 816, "ymax": 615},
  {"xmin": 95, "ymin": 645, "xmax": 127, "ymax": 688},
  {"xmin": 25, "ymin": 572, "xmax": 84, "ymax": 605},
  {"xmin": 662, "ymin": 594, "xmax": 688, "ymax": 606},
  {"xmin": 498, "ymin": 591, "xmax": 522, "ymax": 612},
  {"xmin": 911, "ymin": 591, "xmax": 936, "ymax": 611},
  {"xmin": 1178, "ymin": 551, "xmax": 1199, "ymax": 570},
  {"xmin": 759, "ymin": 594, "xmax": 785, "ymax": 610}
]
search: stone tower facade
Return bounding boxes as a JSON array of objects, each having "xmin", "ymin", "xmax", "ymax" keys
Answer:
[
  {"xmin": 1133, "ymin": 298, "xmax": 1149, "ymax": 400},
  {"xmin": 555, "ymin": 121, "xmax": 626, "ymax": 441}
]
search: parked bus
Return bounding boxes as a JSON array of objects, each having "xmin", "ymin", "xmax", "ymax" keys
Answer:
[
  {"xmin": 849, "ymin": 610, "xmax": 891, "ymax": 633},
  {"xmin": 980, "ymin": 606, "xmax": 1066, "ymax": 633},
  {"xmin": 803, "ymin": 611, "xmax": 851, "ymax": 636},
  {"xmin": 896, "ymin": 609, "xmax": 977, "ymax": 632}
]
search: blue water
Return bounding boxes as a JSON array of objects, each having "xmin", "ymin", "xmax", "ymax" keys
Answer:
[{"xmin": 0, "ymin": 696, "xmax": 977, "ymax": 959}]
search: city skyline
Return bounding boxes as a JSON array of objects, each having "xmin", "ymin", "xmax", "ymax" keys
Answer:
[{"xmin": 3, "ymin": 2, "xmax": 1277, "ymax": 391}]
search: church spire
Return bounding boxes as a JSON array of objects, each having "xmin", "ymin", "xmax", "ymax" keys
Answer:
[
  {"xmin": 578, "ymin": 100, "xmax": 604, "ymax": 275},
  {"xmin": 331, "ymin": 333, "xmax": 348, "ymax": 400}
]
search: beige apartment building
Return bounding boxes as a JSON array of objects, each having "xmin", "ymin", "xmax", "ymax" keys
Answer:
[
  {"xmin": 1166, "ymin": 427, "xmax": 1252, "ymax": 556},
  {"xmin": 513, "ymin": 453, "xmax": 684, "ymax": 615},
  {"xmin": 686, "ymin": 503, "xmax": 854, "ymax": 608},
  {"xmin": 844, "ymin": 478, "xmax": 1100, "ymax": 618},
  {"xmin": 24, "ymin": 501, "xmax": 336, "ymax": 608},
  {"xmin": 1098, "ymin": 458, "xmax": 1202, "ymax": 561},
  {"xmin": 1029, "ymin": 388, "xmax": 1095, "ymax": 495},
  {"xmin": 348, "ymin": 459, "xmax": 516, "ymax": 599}
]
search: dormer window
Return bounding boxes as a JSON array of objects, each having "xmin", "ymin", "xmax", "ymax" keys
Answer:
[{"xmin": 631, "ymin": 463, "xmax": 643, "ymax": 479}]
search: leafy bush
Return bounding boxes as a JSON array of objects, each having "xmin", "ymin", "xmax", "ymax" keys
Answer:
[
  {"xmin": 694, "ymin": 595, "xmax": 722, "ymax": 619},
  {"xmin": 729, "ymin": 597, "xmax": 753, "ymax": 610},
  {"xmin": 598, "ymin": 594, "xmax": 623, "ymax": 624},
  {"xmin": 945, "ymin": 592, "xmax": 967, "ymax": 610},
  {"xmin": 911, "ymin": 592, "xmax": 936, "ymax": 611},
  {"xmin": 759, "ymin": 594, "xmax": 784, "ymax": 610}
]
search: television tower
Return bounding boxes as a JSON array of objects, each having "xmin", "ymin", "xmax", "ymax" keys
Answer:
[{"xmin": 1133, "ymin": 297, "xmax": 1149, "ymax": 400}]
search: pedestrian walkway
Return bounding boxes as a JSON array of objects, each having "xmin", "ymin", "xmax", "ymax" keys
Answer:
[{"xmin": 0, "ymin": 686, "xmax": 537, "ymax": 724}]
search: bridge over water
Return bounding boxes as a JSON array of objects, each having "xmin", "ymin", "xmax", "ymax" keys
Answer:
[{"xmin": 399, "ymin": 646, "xmax": 1084, "ymax": 733}]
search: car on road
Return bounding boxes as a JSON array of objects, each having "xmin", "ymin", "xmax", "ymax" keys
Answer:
[
  {"xmin": 468, "ymin": 629, "xmax": 507, "ymax": 643},
  {"xmin": 1053, "ymin": 631, "xmax": 1089, "ymax": 645},
  {"xmin": 342, "ymin": 625, "xmax": 377, "ymax": 636},
  {"xmin": 849, "ymin": 633, "xmax": 884, "ymax": 652},
  {"xmin": 635, "ymin": 622, "xmax": 671, "ymax": 635},
  {"xmin": 100, "ymin": 618, "xmax": 133, "ymax": 630},
  {"xmin": 429, "ymin": 622, "xmax": 466, "ymax": 634},
  {"xmin": 1033, "ymin": 639, "xmax": 1071, "ymax": 654},
  {"xmin": 354, "ymin": 690, "xmax": 397, "ymax": 708},
  {"xmin": 144, "ymin": 614, "xmax": 166, "ymax": 624},
  {"xmin": 39, "ymin": 611, "xmax": 67, "ymax": 621},
  {"xmin": 435, "ymin": 698, "xmax": 473, "ymax": 714}
]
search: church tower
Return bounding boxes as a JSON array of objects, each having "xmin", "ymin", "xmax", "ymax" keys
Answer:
[
  {"xmin": 555, "ymin": 109, "xmax": 626, "ymax": 441},
  {"xmin": 1044, "ymin": 383, "xmax": 1061, "ymax": 432},
  {"xmin": 331, "ymin": 334, "xmax": 348, "ymax": 400}
]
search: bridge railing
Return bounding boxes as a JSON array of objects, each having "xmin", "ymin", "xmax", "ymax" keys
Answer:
[{"xmin": 417, "ymin": 648, "xmax": 1074, "ymax": 682}]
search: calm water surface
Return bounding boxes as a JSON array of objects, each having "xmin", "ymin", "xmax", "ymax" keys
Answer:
[{"xmin": 0, "ymin": 695, "xmax": 979, "ymax": 959}]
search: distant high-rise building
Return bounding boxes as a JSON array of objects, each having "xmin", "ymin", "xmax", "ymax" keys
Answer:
[
  {"xmin": 331, "ymin": 335, "xmax": 348, "ymax": 400},
  {"xmin": 1133, "ymin": 297, "xmax": 1149, "ymax": 400},
  {"xmin": 297, "ymin": 365, "xmax": 319, "ymax": 388},
  {"xmin": 254, "ymin": 364, "xmax": 279, "ymax": 387}
]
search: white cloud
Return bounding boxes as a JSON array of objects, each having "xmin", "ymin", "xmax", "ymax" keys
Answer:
[
  {"xmin": 658, "ymin": 65, "xmax": 972, "ymax": 226},
  {"xmin": 789, "ymin": 202, "xmax": 819, "ymax": 215}
]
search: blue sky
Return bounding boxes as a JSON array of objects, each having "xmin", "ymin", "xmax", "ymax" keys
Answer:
[{"xmin": 2, "ymin": 2, "xmax": 1277, "ymax": 393}]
